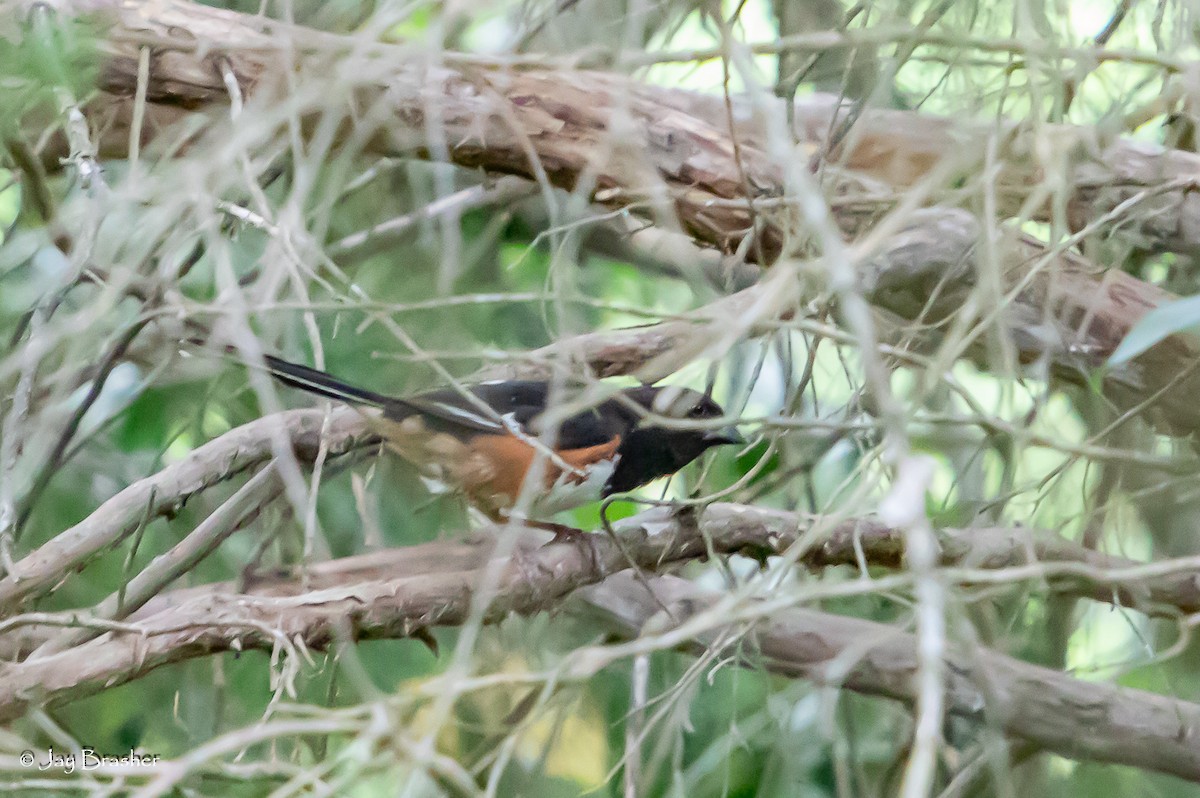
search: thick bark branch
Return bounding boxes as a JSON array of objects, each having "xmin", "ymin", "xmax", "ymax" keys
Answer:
[
  {"xmin": 2, "ymin": 504, "xmax": 1199, "ymax": 780},
  {"xmin": 580, "ymin": 572, "xmax": 1200, "ymax": 783},
  {"xmin": 0, "ymin": 506, "xmax": 781, "ymax": 721},
  {"xmin": 28, "ymin": 0, "xmax": 1200, "ymax": 435},
  {"xmin": 862, "ymin": 208, "xmax": 1200, "ymax": 435},
  {"xmin": 38, "ymin": 0, "xmax": 1200, "ymax": 260},
  {"xmin": 7, "ymin": 502, "xmax": 1199, "ymax": 660},
  {"xmin": 805, "ymin": 513, "xmax": 1200, "ymax": 614},
  {"xmin": 790, "ymin": 95, "xmax": 1200, "ymax": 257}
]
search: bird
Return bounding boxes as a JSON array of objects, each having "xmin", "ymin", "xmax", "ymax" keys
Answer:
[{"xmin": 262, "ymin": 355, "xmax": 744, "ymax": 523}]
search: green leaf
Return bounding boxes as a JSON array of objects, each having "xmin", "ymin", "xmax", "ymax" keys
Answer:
[
  {"xmin": 1107, "ymin": 294, "xmax": 1200, "ymax": 366},
  {"xmin": 0, "ymin": 14, "xmax": 100, "ymax": 134}
]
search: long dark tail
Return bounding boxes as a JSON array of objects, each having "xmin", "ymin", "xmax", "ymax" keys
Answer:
[{"xmin": 263, "ymin": 355, "xmax": 390, "ymax": 408}]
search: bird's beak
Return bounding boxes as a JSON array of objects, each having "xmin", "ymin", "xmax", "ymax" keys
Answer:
[{"xmin": 704, "ymin": 426, "xmax": 745, "ymax": 446}]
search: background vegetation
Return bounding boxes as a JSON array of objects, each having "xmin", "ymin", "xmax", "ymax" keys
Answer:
[{"xmin": 3, "ymin": 0, "xmax": 1200, "ymax": 795}]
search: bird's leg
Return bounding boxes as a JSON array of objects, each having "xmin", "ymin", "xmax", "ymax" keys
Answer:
[{"xmin": 533, "ymin": 521, "xmax": 607, "ymax": 575}]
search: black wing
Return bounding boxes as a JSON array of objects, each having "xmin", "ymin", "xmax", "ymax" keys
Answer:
[
  {"xmin": 266, "ymin": 356, "xmax": 626, "ymax": 446},
  {"xmin": 395, "ymin": 381, "xmax": 550, "ymax": 436},
  {"xmin": 401, "ymin": 382, "xmax": 625, "ymax": 449}
]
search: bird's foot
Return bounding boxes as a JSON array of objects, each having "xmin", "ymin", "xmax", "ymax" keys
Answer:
[
  {"xmin": 522, "ymin": 520, "xmax": 605, "ymax": 573},
  {"xmin": 533, "ymin": 521, "xmax": 590, "ymax": 545}
]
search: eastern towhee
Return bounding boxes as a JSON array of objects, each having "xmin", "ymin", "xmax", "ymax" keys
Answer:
[{"xmin": 263, "ymin": 355, "xmax": 743, "ymax": 521}]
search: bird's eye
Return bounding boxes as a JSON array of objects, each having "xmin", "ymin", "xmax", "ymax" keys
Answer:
[{"xmin": 687, "ymin": 405, "xmax": 706, "ymax": 418}]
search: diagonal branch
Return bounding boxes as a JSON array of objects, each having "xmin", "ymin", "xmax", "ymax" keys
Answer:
[
  {"xmin": 26, "ymin": 0, "xmax": 1200, "ymax": 436},
  {"xmin": 859, "ymin": 208, "xmax": 1200, "ymax": 436},
  {"xmin": 579, "ymin": 572, "xmax": 1200, "ymax": 783},
  {"xmin": 0, "ymin": 409, "xmax": 372, "ymax": 614}
]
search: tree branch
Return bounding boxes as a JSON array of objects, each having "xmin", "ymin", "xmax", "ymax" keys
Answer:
[
  {"xmin": 860, "ymin": 207, "xmax": 1200, "ymax": 436},
  {"xmin": 26, "ymin": 0, "xmax": 1200, "ymax": 436},
  {"xmin": 578, "ymin": 572, "xmax": 1200, "ymax": 783},
  {"xmin": 0, "ymin": 506, "xmax": 780, "ymax": 721},
  {"xmin": 0, "ymin": 409, "xmax": 372, "ymax": 614},
  {"xmin": 790, "ymin": 93, "xmax": 1200, "ymax": 258},
  {"xmin": 33, "ymin": 0, "xmax": 1200, "ymax": 260},
  {"xmin": 2, "ymin": 504, "xmax": 1199, "ymax": 780}
]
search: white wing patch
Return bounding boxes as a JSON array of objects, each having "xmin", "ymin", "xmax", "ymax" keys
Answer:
[
  {"xmin": 407, "ymin": 396, "xmax": 507, "ymax": 433},
  {"xmin": 530, "ymin": 456, "xmax": 618, "ymax": 515}
]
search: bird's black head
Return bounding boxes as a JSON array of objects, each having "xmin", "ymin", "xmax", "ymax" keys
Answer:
[{"xmin": 602, "ymin": 385, "xmax": 744, "ymax": 496}]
